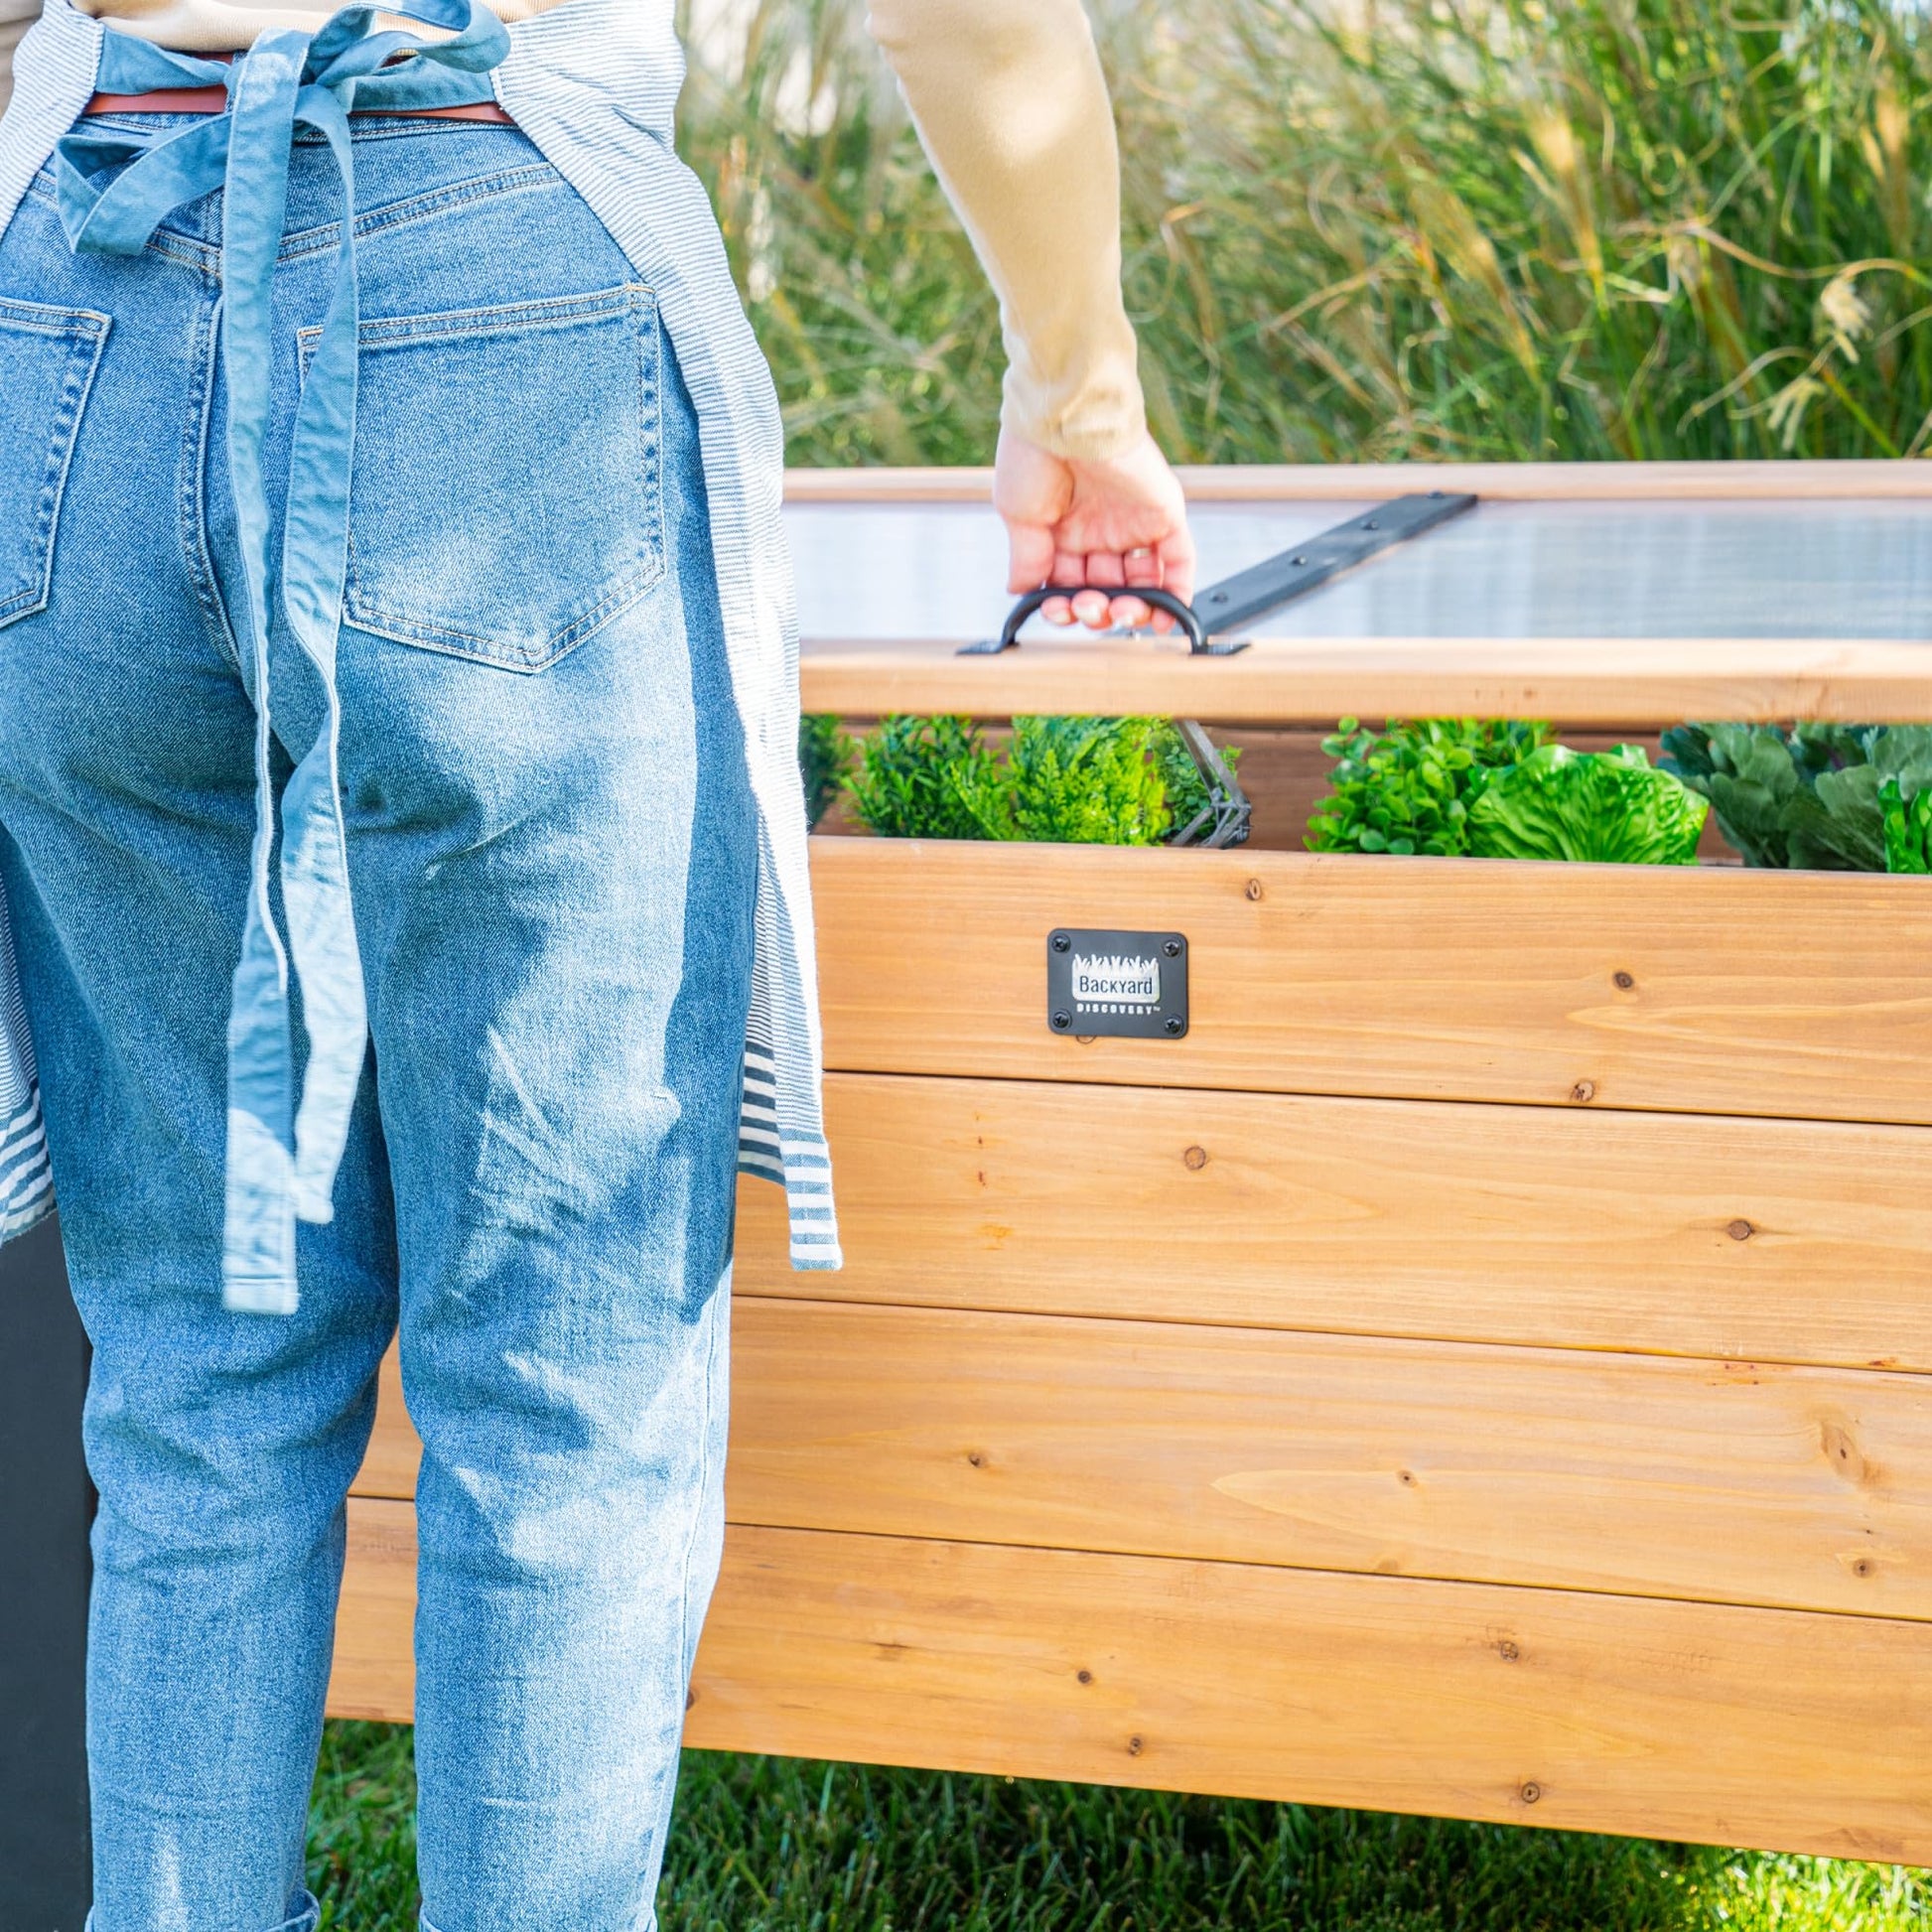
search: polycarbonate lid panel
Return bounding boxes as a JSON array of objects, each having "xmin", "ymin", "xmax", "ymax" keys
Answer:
[{"xmin": 784, "ymin": 498, "xmax": 1932, "ymax": 642}]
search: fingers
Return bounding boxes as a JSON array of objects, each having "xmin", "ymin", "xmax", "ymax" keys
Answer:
[
  {"xmin": 1003, "ymin": 527, "xmax": 1195, "ymax": 635},
  {"xmin": 1043, "ymin": 551, "xmax": 1165, "ymax": 631},
  {"xmin": 1005, "ymin": 521, "xmax": 1056, "ymax": 598},
  {"xmin": 1117, "ymin": 543, "xmax": 1162, "ymax": 633},
  {"xmin": 1158, "ymin": 524, "xmax": 1198, "ymax": 609},
  {"xmin": 1047, "ymin": 546, "xmax": 1085, "ymax": 625}
]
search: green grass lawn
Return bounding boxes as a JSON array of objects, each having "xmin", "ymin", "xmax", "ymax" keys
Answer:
[{"xmin": 309, "ymin": 1721, "xmax": 1928, "ymax": 1930}]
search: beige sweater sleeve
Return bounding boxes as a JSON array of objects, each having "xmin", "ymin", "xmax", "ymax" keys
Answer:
[{"xmin": 866, "ymin": 0, "xmax": 1146, "ymax": 463}]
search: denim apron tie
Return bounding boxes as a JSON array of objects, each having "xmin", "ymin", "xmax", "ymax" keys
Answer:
[{"xmin": 53, "ymin": 0, "xmax": 509, "ymax": 1312}]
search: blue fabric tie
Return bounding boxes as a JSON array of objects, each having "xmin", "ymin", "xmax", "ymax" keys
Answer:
[{"xmin": 55, "ymin": 1, "xmax": 509, "ymax": 1312}]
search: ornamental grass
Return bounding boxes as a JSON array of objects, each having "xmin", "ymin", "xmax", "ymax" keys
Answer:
[{"xmin": 678, "ymin": 0, "xmax": 1932, "ymax": 466}]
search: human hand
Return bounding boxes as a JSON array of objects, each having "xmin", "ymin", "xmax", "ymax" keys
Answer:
[{"xmin": 993, "ymin": 426, "xmax": 1197, "ymax": 633}]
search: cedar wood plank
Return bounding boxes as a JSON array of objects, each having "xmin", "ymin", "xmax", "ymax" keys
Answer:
[
  {"xmin": 352, "ymin": 1298, "xmax": 1932, "ymax": 1621},
  {"xmin": 329, "ymin": 1504, "xmax": 1932, "ymax": 1864},
  {"xmin": 730, "ymin": 1074, "xmax": 1932, "ymax": 1372},
  {"xmin": 806, "ymin": 841, "xmax": 1932, "ymax": 1128}
]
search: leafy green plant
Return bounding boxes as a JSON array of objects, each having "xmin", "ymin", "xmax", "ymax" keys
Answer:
[
  {"xmin": 1306, "ymin": 719, "xmax": 1552, "ymax": 857},
  {"xmin": 798, "ymin": 714, "xmax": 853, "ymax": 830},
  {"xmin": 1882, "ymin": 778, "xmax": 1932, "ymax": 874},
  {"xmin": 844, "ymin": 715, "xmax": 1221, "ymax": 845},
  {"xmin": 1661, "ymin": 725, "xmax": 1932, "ymax": 869},
  {"xmin": 999, "ymin": 716, "xmax": 1173, "ymax": 846},
  {"xmin": 1466, "ymin": 745, "xmax": 1708, "ymax": 865},
  {"xmin": 845, "ymin": 714, "xmax": 1000, "ymax": 841}
]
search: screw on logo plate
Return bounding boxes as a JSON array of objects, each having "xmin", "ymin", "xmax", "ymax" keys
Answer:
[
  {"xmin": 1165, "ymin": 1017, "xmax": 1184, "ymax": 1035},
  {"xmin": 1051, "ymin": 932, "xmax": 1071, "ymax": 953},
  {"xmin": 1163, "ymin": 938, "xmax": 1182, "ymax": 958},
  {"xmin": 1052, "ymin": 1011, "xmax": 1071, "ymax": 1030}
]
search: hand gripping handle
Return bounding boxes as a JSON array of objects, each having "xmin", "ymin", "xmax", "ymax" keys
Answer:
[{"xmin": 961, "ymin": 584, "xmax": 1245, "ymax": 656}]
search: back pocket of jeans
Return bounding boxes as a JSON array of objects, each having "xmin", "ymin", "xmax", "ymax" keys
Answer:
[
  {"xmin": 301, "ymin": 283, "xmax": 665, "ymax": 672},
  {"xmin": 0, "ymin": 298, "xmax": 110, "ymax": 631}
]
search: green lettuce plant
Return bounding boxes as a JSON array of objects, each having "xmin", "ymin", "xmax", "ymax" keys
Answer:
[
  {"xmin": 1306, "ymin": 719, "xmax": 1552, "ymax": 857},
  {"xmin": 1882, "ymin": 779, "xmax": 1932, "ymax": 874},
  {"xmin": 1465, "ymin": 745, "xmax": 1707, "ymax": 865}
]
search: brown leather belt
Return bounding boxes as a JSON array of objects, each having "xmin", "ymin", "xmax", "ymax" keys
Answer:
[{"xmin": 85, "ymin": 87, "xmax": 512, "ymax": 121}]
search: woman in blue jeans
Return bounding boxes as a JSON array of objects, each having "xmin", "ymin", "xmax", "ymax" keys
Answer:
[{"xmin": 0, "ymin": 0, "xmax": 1195, "ymax": 1923}]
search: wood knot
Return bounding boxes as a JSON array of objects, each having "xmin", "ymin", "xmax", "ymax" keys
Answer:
[
  {"xmin": 1245, "ymin": 879, "xmax": 1265, "ymax": 901},
  {"xmin": 1520, "ymin": 1780, "xmax": 1542, "ymax": 1805},
  {"xmin": 1853, "ymin": 1558, "xmax": 1875, "ymax": 1579},
  {"xmin": 1726, "ymin": 1218, "xmax": 1754, "ymax": 1242},
  {"xmin": 1077, "ymin": 1669, "xmax": 1093, "ymax": 1685},
  {"xmin": 1613, "ymin": 971, "xmax": 1635, "ymax": 990},
  {"xmin": 1570, "ymin": 1080, "xmax": 1595, "ymax": 1103},
  {"xmin": 1497, "ymin": 1639, "xmax": 1520, "ymax": 1662},
  {"xmin": 1127, "ymin": 1735, "xmax": 1144, "ymax": 1756},
  {"xmin": 1818, "ymin": 1418, "xmax": 1877, "ymax": 1490},
  {"xmin": 686, "ymin": 1687, "xmax": 697, "ymax": 1710},
  {"xmin": 967, "ymin": 1450, "xmax": 985, "ymax": 1468},
  {"xmin": 1183, "ymin": 1145, "xmax": 1208, "ymax": 1171},
  {"xmin": 1396, "ymin": 1468, "xmax": 1417, "ymax": 1486}
]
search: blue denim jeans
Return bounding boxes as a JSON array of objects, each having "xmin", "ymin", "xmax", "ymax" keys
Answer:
[{"xmin": 0, "ymin": 114, "xmax": 756, "ymax": 1932}]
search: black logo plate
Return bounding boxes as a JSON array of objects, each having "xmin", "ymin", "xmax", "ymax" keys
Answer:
[{"xmin": 1047, "ymin": 928, "xmax": 1188, "ymax": 1039}]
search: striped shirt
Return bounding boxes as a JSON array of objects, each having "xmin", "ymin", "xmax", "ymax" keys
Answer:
[{"xmin": 0, "ymin": 0, "xmax": 841, "ymax": 1269}]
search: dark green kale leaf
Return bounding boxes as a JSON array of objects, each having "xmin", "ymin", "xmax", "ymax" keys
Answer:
[{"xmin": 1659, "ymin": 722, "xmax": 1932, "ymax": 871}]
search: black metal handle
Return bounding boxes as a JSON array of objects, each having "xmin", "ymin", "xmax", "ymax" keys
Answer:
[{"xmin": 963, "ymin": 584, "xmax": 1210, "ymax": 656}]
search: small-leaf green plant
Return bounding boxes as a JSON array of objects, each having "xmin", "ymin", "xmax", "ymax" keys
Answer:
[
  {"xmin": 798, "ymin": 713, "xmax": 853, "ymax": 830},
  {"xmin": 1305, "ymin": 719, "xmax": 1553, "ymax": 857},
  {"xmin": 845, "ymin": 714, "xmax": 1000, "ymax": 842},
  {"xmin": 844, "ymin": 715, "xmax": 1225, "ymax": 846},
  {"xmin": 1000, "ymin": 716, "xmax": 1173, "ymax": 846}
]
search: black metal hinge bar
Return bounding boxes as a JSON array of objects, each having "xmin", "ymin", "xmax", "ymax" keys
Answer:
[{"xmin": 1191, "ymin": 489, "xmax": 1477, "ymax": 633}]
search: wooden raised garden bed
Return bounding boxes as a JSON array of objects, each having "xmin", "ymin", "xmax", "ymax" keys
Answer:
[{"xmin": 330, "ymin": 462, "xmax": 1932, "ymax": 1864}]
